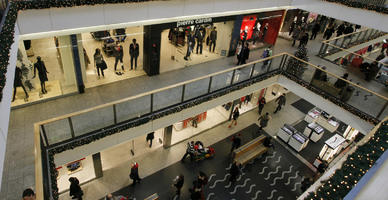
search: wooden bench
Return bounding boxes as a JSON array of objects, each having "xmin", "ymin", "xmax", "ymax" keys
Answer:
[
  {"xmin": 233, "ymin": 135, "xmax": 268, "ymax": 165},
  {"xmin": 144, "ymin": 193, "xmax": 159, "ymax": 200},
  {"xmin": 310, "ymin": 79, "xmax": 341, "ymax": 97}
]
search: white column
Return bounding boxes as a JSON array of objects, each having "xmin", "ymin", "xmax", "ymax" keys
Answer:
[{"xmin": 57, "ymin": 35, "xmax": 77, "ymax": 87}]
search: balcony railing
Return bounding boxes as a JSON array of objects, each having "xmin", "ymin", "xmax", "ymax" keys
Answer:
[{"xmin": 33, "ymin": 52, "xmax": 388, "ymax": 199}]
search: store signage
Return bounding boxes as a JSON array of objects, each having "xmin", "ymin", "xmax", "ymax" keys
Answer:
[{"xmin": 176, "ymin": 18, "xmax": 212, "ymax": 27}]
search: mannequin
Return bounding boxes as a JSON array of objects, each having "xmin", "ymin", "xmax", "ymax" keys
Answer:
[
  {"xmin": 12, "ymin": 66, "xmax": 29, "ymax": 102},
  {"xmin": 261, "ymin": 23, "xmax": 269, "ymax": 42},
  {"xmin": 33, "ymin": 56, "xmax": 49, "ymax": 94},
  {"xmin": 253, "ymin": 22, "xmax": 261, "ymax": 45},
  {"xmin": 289, "ymin": 17, "xmax": 298, "ymax": 36}
]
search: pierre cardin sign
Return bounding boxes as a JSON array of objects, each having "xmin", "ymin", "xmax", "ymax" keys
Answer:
[{"xmin": 176, "ymin": 18, "xmax": 212, "ymax": 27}]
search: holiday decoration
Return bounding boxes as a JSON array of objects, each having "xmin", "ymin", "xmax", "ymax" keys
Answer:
[
  {"xmin": 305, "ymin": 120, "xmax": 388, "ymax": 199},
  {"xmin": 323, "ymin": 0, "xmax": 388, "ymax": 14},
  {"xmin": 285, "ymin": 46, "xmax": 309, "ymax": 78}
]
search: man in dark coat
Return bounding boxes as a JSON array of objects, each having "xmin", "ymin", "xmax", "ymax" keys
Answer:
[
  {"xmin": 173, "ymin": 174, "xmax": 184, "ymax": 196},
  {"xmin": 209, "ymin": 27, "xmax": 217, "ymax": 52},
  {"xmin": 311, "ymin": 23, "xmax": 320, "ymax": 40},
  {"xmin": 336, "ymin": 23, "xmax": 345, "ymax": 37},
  {"xmin": 299, "ymin": 32, "xmax": 309, "ymax": 47},
  {"xmin": 240, "ymin": 43, "xmax": 250, "ymax": 65},
  {"xmin": 230, "ymin": 134, "xmax": 242, "ymax": 153},
  {"xmin": 229, "ymin": 162, "xmax": 241, "ymax": 184},
  {"xmin": 69, "ymin": 177, "xmax": 83, "ymax": 200},
  {"xmin": 130, "ymin": 162, "xmax": 141, "ymax": 186},
  {"xmin": 196, "ymin": 30, "xmax": 204, "ymax": 54},
  {"xmin": 274, "ymin": 93, "xmax": 286, "ymax": 113},
  {"xmin": 129, "ymin": 39, "xmax": 139, "ymax": 70},
  {"xmin": 258, "ymin": 97, "xmax": 266, "ymax": 115},
  {"xmin": 146, "ymin": 132, "xmax": 154, "ymax": 147}
]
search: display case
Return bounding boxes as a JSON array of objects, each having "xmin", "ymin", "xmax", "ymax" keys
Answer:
[
  {"xmin": 303, "ymin": 122, "xmax": 324, "ymax": 142},
  {"xmin": 288, "ymin": 132, "xmax": 309, "ymax": 152},
  {"xmin": 304, "ymin": 108, "xmax": 321, "ymax": 123},
  {"xmin": 319, "ymin": 134, "xmax": 346, "ymax": 161},
  {"xmin": 277, "ymin": 124, "xmax": 295, "ymax": 143}
]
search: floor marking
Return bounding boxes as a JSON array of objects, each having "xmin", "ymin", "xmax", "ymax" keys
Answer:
[
  {"xmin": 285, "ymin": 171, "xmax": 299, "ymax": 185},
  {"xmin": 259, "ymin": 167, "xmax": 269, "ymax": 175},
  {"xmin": 206, "ymin": 193, "xmax": 215, "ymax": 200},
  {"xmin": 262, "ymin": 152, "xmax": 277, "ymax": 164},
  {"xmin": 230, "ymin": 178, "xmax": 250, "ymax": 194},
  {"xmin": 246, "ymin": 184, "xmax": 256, "ymax": 194},
  {"xmin": 275, "ymin": 156, "xmax": 282, "ymax": 163},
  {"xmin": 209, "ymin": 173, "xmax": 230, "ymax": 189},
  {"xmin": 291, "ymin": 176, "xmax": 304, "ymax": 191},
  {"xmin": 208, "ymin": 174, "xmax": 216, "ymax": 183},
  {"xmin": 225, "ymin": 182, "xmax": 232, "ymax": 188},
  {"xmin": 277, "ymin": 196, "xmax": 285, "ymax": 200},
  {"xmin": 226, "ymin": 163, "xmax": 232, "ymax": 170},
  {"xmin": 267, "ymin": 189, "xmax": 278, "ymax": 199},
  {"xmin": 264, "ymin": 166, "xmax": 281, "ymax": 180},
  {"xmin": 251, "ymin": 190, "xmax": 262, "ymax": 200}
]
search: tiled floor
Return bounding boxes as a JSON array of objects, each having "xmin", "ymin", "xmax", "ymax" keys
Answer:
[{"xmin": 2, "ymin": 33, "xmax": 387, "ymax": 199}]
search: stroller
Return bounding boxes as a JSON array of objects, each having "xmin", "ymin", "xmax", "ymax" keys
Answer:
[{"xmin": 193, "ymin": 141, "xmax": 215, "ymax": 161}]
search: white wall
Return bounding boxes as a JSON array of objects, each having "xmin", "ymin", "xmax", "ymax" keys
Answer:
[
  {"xmin": 16, "ymin": 0, "xmax": 293, "ymax": 39},
  {"xmin": 292, "ymin": 0, "xmax": 388, "ymax": 32},
  {"xmin": 0, "ymin": 25, "xmax": 20, "ymax": 191}
]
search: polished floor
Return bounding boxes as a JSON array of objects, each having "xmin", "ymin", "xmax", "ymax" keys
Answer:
[{"xmin": 1, "ymin": 32, "xmax": 387, "ymax": 199}]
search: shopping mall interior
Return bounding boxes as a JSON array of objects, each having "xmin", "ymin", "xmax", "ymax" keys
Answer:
[{"xmin": 0, "ymin": 0, "xmax": 387, "ymax": 200}]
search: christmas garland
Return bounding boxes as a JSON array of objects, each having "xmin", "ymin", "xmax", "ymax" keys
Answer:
[
  {"xmin": 0, "ymin": 0, "xmax": 152, "ymax": 101},
  {"xmin": 323, "ymin": 0, "xmax": 388, "ymax": 14},
  {"xmin": 305, "ymin": 120, "xmax": 388, "ymax": 199}
]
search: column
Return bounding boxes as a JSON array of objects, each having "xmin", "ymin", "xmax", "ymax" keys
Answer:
[
  {"xmin": 92, "ymin": 153, "xmax": 103, "ymax": 178},
  {"xmin": 143, "ymin": 25, "xmax": 162, "ymax": 76},
  {"xmin": 58, "ymin": 35, "xmax": 77, "ymax": 88},
  {"xmin": 70, "ymin": 34, "xmax": 85, "ymax": 93},
  {"xmin": 228, "ymin": 15, "xmax": 243, "ymax": 57},
  {"xmin": 163, "ymin": 125, "xmax": 173, "ymax": 148}
]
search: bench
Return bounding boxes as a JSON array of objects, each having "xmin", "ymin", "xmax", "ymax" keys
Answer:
[
  {"xmin": 233, "ymin": 135, "xmax": 268, "ymax": 165},
  {"xmin": 144, "ymin": 193, "xmax": 159, "ymax": 200},
  {"xmin": 310, "ymin": 79, "xmax": 341, "ymax": 97}
]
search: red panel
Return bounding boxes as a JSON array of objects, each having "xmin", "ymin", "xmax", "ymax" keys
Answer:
[{"xmin": 240, "ymin": 15, "xmax": 257, "ymax": 40}]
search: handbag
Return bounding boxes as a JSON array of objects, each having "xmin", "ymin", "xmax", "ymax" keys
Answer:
[{"xmin": 101, "ymin": 60, "xmax": 107, "ymax": 70}]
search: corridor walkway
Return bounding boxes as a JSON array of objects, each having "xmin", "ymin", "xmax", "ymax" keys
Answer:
[{"xmin": 1, "ymin": 32, "xmax": 386, "ymax": 199}]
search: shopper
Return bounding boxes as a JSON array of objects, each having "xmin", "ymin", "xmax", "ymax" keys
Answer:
[
  {"xmin": 189, "ymin": 181, "xmax": 202, "ymax": 200},
  {"xmin": 94, "ymin": 48, "xmax": 106, "ymax": 78},
  {"xmin": 310, "ymin": 23, "xmax": 320, "ymax": 40},
  {"xmin": 181, "ymin": 141, "xmax": 195, "ymax": 162},
  {"xmin": 228, "ymin": 107, "xmax": 240, "ymax": 128},
  {"xmin": 196, "ymin": 29, "xmax": 204, "ymax": 54},
  {"xmin": 299, "ymin": 32, "xmax": 309, "ymax": 47},
  {"xmin": 236, "ymin": 41, "xmax": 243, "ymax": 65},
  {"xmin": 33, "ymin": 56, "xmax": 49, "ymax": 94},
  {"xmin": 173, "ymin": 174, "xmax": 184, "ymax": 197},
  {"xmin": 129, "ymin": 39, "xmax": 139, "ymax": 70},
  {"xmin": 334, "ymin": 73, "xmax": 349, "ymax": 89},
  {"xmin": 12, "ymin": 67, "xmax": 29, "ymax": 102},
  {"xmin": 184, "ymin": 31, "xmax": 195, "ymax": 61},
  {"xmin": 229, "ymin": 161, "xmax": 241, "ymax": 184},
  {"xmin": 274, "ymin": 93, "xmax": 286, "ymax": 114},
  {"xmin": 336, "ymin": 23, "xmax": 345, "ymax": 37},
  {"xmin": 230, "ymin": 134, "xmax": 242, "ymax": 153},
  {"xmin": 323, "ymin": 24, "xmax": 335, "ymax": 40},
  {"xmin": 209, "ymin": 27, "xmax": 217, "ymax": 53},
  {"xmin": 258, "ymin": 97, "xmax": 266, "ymax": 115},
  {"xmin": 129, "ymin": 162, "xmax": 141, "ymax": 186},
  {"xmin": 22, "ymin": 188, "xmax": 36, "ymax": 200},
  {"xmin": 258, "ymin": 112, "xmax": 271, "ymax": 130},
  {"xmin": 114, "ymin": 41, "xmax": 124, "ymax": 72},
  {"xmin": 146, "ymin": 132, "xmax": 155, "ymax": 148},
  {"xmin": 240, "ymin": 43, "xmax": 250, "ymax": 65},
  {"xmin": 69, "ymin": 177, "xmax": 83, "ymax": 200},
  {"xmin": 292, "ymin": 26, "xmax": 301, "ymax": 47},
  {"xmin": 263, "ymin": 137, "xmax": 275, "ymax": 149}
]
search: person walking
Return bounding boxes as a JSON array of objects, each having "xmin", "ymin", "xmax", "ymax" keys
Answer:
[
  {"xmin": 22, "ymin": 188, "xmax": 36, "ymax": 200},
  {"xmin": 114, "ymin": 41, "xmax": 124, "ymax": 72},
  {"xmin": 274, "ymin": 93, "xmax": 286, "ymax": 114},
  {"xmin": 258, "ymin": 112, "xmax": 271, "ymax": 130},
  {"xmin": 230, "ymin": 134, "xmax": 242, "ymax": 153},
  {"xmin": 229, "ymin": 162, "xmax": 241, "ymax": 184},
  {"xmin": 311, "ymin": 23, "xmax": 320, "ymax": 40},
  {"xmin": 173, "ymin": 174, "xmax": 184, "ymax": 197},
  {"xmin": 263, "ymin": 136, "xmax": 275, "ymax": 149},
  {"xmin": 129, "ymin": 162, "xmax": 141, "ymax": 186},
  {"xmin": 69, "ymin": 177, "xmax": 83, "ymax": 200},
  {"xmin": 228, "ymin": 107, "xmax": 240, "ymax": 128},
  {"xmin": 236, "ymin": 41, "xmax": 243, "ymax": 65},
  {"xmin": 258, "ymin": 97, "xmax": 266, "ymax": 115},
  {"xmin": 181, "ymin": 141, "xmax": 195, "ymax": 162},
  {"xmin": 209, "ymin": 27, "xmax": 217, "ymax": 53},
  {"xmin": 94, "ymin": 48, "xmax": 106, "ymax": 78},
  {"xmin": 146, "ymin": 132, "xmax": 154, "ymax": 148},
  {"xmin": 240, "ymin": 43, "xmax": 250, "ymax": 65},
  {"xmin": 129, "ymin": 39, "xmax": 139, "ymax": 70}
]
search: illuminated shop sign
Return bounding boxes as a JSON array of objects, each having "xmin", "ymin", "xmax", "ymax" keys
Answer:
[{"xmin": 176, "ymin": 18, "xmax": 212, "ymax": 27}]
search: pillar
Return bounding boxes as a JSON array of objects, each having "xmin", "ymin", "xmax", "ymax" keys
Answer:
[
  {"xmin": 58, "ymin": 35, "xmax": 79, "ymax": 91},
  {"xmin": 228, "ymin": 15, "xmax": 243, "ymax": 57},
  {"xmin": 163, "ymin": 125, "xmax": 173, "ymax": 148},
  {"xmin": 92, "ymin": 153, "xmax": 103, "ymax": 178},
  {"xmin": 143, "ymin": 25, "xmax": 162, "ymax": 76},
  {"xmin": 70, "ymin": 34, "xmax": 85, "ymax": 93}
]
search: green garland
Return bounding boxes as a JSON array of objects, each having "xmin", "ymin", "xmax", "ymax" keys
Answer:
[
  {"xmin": 305, "ymin": 120, "xmax": 388, "ymax": 199},
  {"xmin": 323, "ymin": 0, "xmax": 388, "ymax": 14}
]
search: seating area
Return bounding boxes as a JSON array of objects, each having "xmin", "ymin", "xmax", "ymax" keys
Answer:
[{"xmin": 233, "ymin": 135, "xmax": 268, "ymax": 165}]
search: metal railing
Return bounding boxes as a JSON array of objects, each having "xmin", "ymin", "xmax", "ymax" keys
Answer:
[
  {"xmin": 318, "ymin": 28, "xmax": 387, "ymax": 57},
  {"xmin": 34, "ymin": 52, "xmax": 388, "ymax": 199}
]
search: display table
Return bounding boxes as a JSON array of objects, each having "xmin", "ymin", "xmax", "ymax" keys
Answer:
[
  {"xmin": 303, "ymin": 122, "xmax": 324, "ymax": 142},
  {"xmin": 304, "ymin": 108, "xmax": 321, "ymax": 123},
  {"xmin": 288, "ymin": 132, "xmax": 309, "ymax": 152},
  {"xmin": 319, "ymin": 134, "xmax": 346, "ymax": 161},
  {"xmin": 277, "ymin": 124, "xmax": 296, "ymax": 143},
  {"xmin": 305, "ymin": 108, "xmax": 339, "ymax": 133}
]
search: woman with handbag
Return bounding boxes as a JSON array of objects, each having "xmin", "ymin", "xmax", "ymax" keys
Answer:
[{"xmin": 94, "ymin": 48, "xmax": 107, "ymax": 78}]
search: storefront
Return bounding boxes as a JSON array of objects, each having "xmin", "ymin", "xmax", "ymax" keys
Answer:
[{"xmin": 13, "ymin": 26, "xmax": 146, "ymax": 107}]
